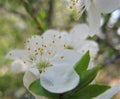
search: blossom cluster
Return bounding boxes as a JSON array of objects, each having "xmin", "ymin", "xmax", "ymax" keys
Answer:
[
  {"xmin": 69, "ymin": 0, "xmax": 120, "ymax": 36},
  {"xmin": 6, "ymin": 0, "xmax": 120, "ymax": 99},
  {"xmin": 6, "ymin": 24, "xmax": 98, "ymax": 94}
]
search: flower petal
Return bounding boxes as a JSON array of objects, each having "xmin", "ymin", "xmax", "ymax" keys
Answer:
[
  {"xmin": 51, "ymin": 50, "xmax": 82, "ymax": 67},
  {"xmin": 76, "ymin": 40, "xmax": 99, "ymax": 58},
  {"xmin": 70, "ymin": 24, "xmax": 89, "ymax": 41},
  {"xmin": 40, "ymin": 64, "xmax": 80, "ymax": 93},
  {"xmin": 94, "ymin": 85, "xmax": 120, "ymax": 99},
  {"xmin": 6, "ymin": 49, "xmax": 31, "ymax": 66},
  {"xmin": 11, "ymin": 60, "xmax": 29, "ymax": 73},
  {"xmin": 23, "ymin": 68, "xmax": 40, "ymax": 89},
  {"xmin": 6, "ymin": 49, "xmax": 29, "ymax": 60},
  {"xmin": 87, "ymin": 3, "xmax": 101, "ymax": 36},
  {"xmin": 93, "ymin": 0, "xmax": 120, "ymax": 13}
]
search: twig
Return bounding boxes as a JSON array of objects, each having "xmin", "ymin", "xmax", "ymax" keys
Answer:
[{"xmin": 22, "ymin": 0, "xmax": 44, "ymax": 34}]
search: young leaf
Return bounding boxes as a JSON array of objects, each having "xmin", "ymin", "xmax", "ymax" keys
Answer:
[
  {"xmin": 29, "ymin": 79, "xmax": 59, "ymax": 99},
  {"xmin": 77, "ymin": 64, "xmax": 101, "ymax": 89},
  {"xmin": 75, "ymin": 51, "xmax": 90, "ymax": 75},
  {"xmin": 63, "ymin": 64, "xmax": 101, "ymax": 97},
  {"xmin": 65, "ymin": 84, "xmax": 110, "ymax": 99}
]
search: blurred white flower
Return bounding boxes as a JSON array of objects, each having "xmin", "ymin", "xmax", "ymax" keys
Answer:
[
  {"xmin": 69, "ymin": 0, "xmax": 120, "ymax": 36},
  {"xmin": 61, "ymin": 24, "xmax": 99, "ymax": 60},
  {"xmin": 6, "ymin": 30, "xmax": 82, "ymax": 94},
  {"xmin": 94, "ymin": 85, "xmax": 120, "ymax": 99}
]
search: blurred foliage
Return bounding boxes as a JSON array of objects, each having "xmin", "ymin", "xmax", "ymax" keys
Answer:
[{"xmin": 0, "ymin": 0, "xmax": 120, "ymax": 99}]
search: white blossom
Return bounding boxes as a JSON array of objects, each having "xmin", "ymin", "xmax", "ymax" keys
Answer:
[
  {"xmin": 69, "ymin": 0, "xmax": 120, "ymax": 36},
  {"xmin": 61, "ymin": 24, "xmax": 99, "ymax": 61},
  {"xmin": 6, "ymin": 30, "xmax": 82, "ymax": 94}
]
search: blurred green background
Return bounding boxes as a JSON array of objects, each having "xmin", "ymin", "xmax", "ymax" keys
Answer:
[{"xmin": 0, "ymin": 0, "xmax": 120, "ymax": 99}]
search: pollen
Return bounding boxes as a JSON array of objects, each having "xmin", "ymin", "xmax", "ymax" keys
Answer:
[
  {"xmin": 35, "ymin": 52, "xmax": 38, "ymax": 55},
  {"xmin": 27, "ymin": 48, "xmax": 30, "ymax": 51},
  {"xmin": 48, "ymin": 51, "xmax": 51, "ymax": 55},
  {"xmin": 69, "ymin": 5, "xmax": 73, "ymax": 9},
  {"xmin": 52, "ymin": 40, "xmax": 55, "ymax": 43},
  {"xmin": 60, "ymin": 56, "xmax": 64, "ymax": 59},
  {"xmin": 24, "ymin": 61, "xmax": 26, "ymax": 64},
  {"xmin": 58, "ymin": 36, "xmax": 62, "ymax": 39},
  {"xmin": 36, "ymin": 42, "xmax": 38, "ymax": 45},
  {"xmin": 34, "ymin": 50, "xmax": 37, "ymax": 52},
  {"xmin": 64, "ymin": 44, "xmax": 66, "ymax": 48}
]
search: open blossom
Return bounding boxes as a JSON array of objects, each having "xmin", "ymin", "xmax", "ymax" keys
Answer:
[
  {"xmin": 69, "ymin": 0, "xmax": 120, "ymax": 36},
  {"xmin": 6, "ymin": 30, "xmax": 84, "ymax": 94},
  {"xmin": 61, "ymin": 24, "xmax": 99, "ymax": 60}
]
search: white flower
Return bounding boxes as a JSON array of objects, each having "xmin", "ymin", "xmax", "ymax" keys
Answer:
[
  {"xmin": 6, "ymin": 30, "xmax": 82, "ymax": 94},
  {"xmin": 61, "ymin": 24, "xmax": 99, "ymax": 61},
  {"xmin": 94, "ymin": 85, "xmax": 120, "ymax": 99},
  {"xmin": 69, "ymin": 0, "xmax": 120, "ymax": 36}
]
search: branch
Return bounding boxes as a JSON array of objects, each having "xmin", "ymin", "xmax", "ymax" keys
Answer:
[
  {"xmin": 22, "ymin": 0, "xmax": 44, "ymax": 34},
  {"xmin": 0, "ymin": 3, "xmax": 27, "ymax": 20}
]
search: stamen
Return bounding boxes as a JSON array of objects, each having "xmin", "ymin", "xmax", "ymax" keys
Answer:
[
  {"xmin": 52, "ymin": 40, "xmax": 55, "ymax": 43},
  {"xmin": 60, "ymin": 56, "xmax": 64, "ymax": 59},
  {"xmin": 36, "ymin": 42, "xmax": 38, "ymax": 45},
  {"xmin": 27, "ymin": 48, "xmax": 30, "ymax": 51},
  {"xmin": 58, "ymin": 36, "xmax": 62, "ymax": 39}
]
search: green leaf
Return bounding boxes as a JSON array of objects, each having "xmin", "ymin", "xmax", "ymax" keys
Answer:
[
  {"xmin": 65, "ymin": 84, "xmax": 110, "ymax": 99},
  {"xmin": 29, "ymin": 79, "xmax": 59, "ymax": 99},
  {"xmin": 63, "ymin": 64, "xmax": 101, "ymax": 98},
  {"xmin": 77, "ymin": 64, "xmax": 101, "ymax": 89},
  {"xmin": 75, "ymin": 51, "xmax": 90, "ymax": 75}
]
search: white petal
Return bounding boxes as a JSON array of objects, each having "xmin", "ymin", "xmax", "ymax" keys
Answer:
[
  {"xmin": 41, "ymin": 29, "xmax": 67, "ymax": 59},
  {"xmin": 6, "ymin": 50, "xmax": 30, "ymax": 65},
  {"xmin": 40, "ymin": 64, "xmax": 80, "ymax": 93},
  {"xmin": 94, "ymin": 85, "xmax": 120, "ymax": 99},
  {"xmin": 87, "ymin": 3, "xmax": 101, "ymax": 36},
  {"xmin": 76, "ymin": 40, "xmax": 99, "ymax": 58},
  {"xmin": 6, "ymin": 49, "xmax": 29, "ymax": 60},
  {"xmin": 70, "ymin": 24, "xmax": 89, "ymax": 41},
  {"xmin": 87, "ymin": 59, "xmax": 94, "ymax": 69},
  {"xmin": 23, "ymin": 68, "xmax": 40, "ymax": 89},
  {"xmin": 93, "ymin": 0, "xmax": 120, "ymax": 13},
  {"xmin": 84, "ymin": 0, "xmax": 91, "ymax": 11},
  {"xmin": 11, "ymin": 60, "xmax": 29, "ymax": 73},
  {"xmin": 51, "ymin": 50, "xmax": 82, "ymax": 67}
]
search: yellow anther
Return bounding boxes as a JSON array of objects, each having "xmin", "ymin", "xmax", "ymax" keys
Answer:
[
  {"xmin": 48, "ymin": 51, "xmax": 51, "ymax": 55},
  {"xmin": 34, "ymin": 50, "xmax": 37, "ymax": 52},
  {"xmin": 69, "ymin": 5, "xmax": 73, "ymax": 9},
  {"xmin": 36, "ymin": 42, "xmax": 38, "ymax": 45},
  {"xmin": 58, "ymin": 36, "xmax": 62, "ymax": 39},
  {"xmin": 27, "ymin": 48, "xmax": 30, "ymax": 51},
  {"xmin": 60, "ymin": 56, "xmax": 64, "ymax": 59},
  {"xmin": 35, "ymin": 52, "xmax": 38, "ymax": 55},
  {"xmin": 24, "ymin": 61, "xmax": 26, "ymax": 64},
  {"xmin": 52, "ymin": 40, "xmax": 55, "ymax": 43}
]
